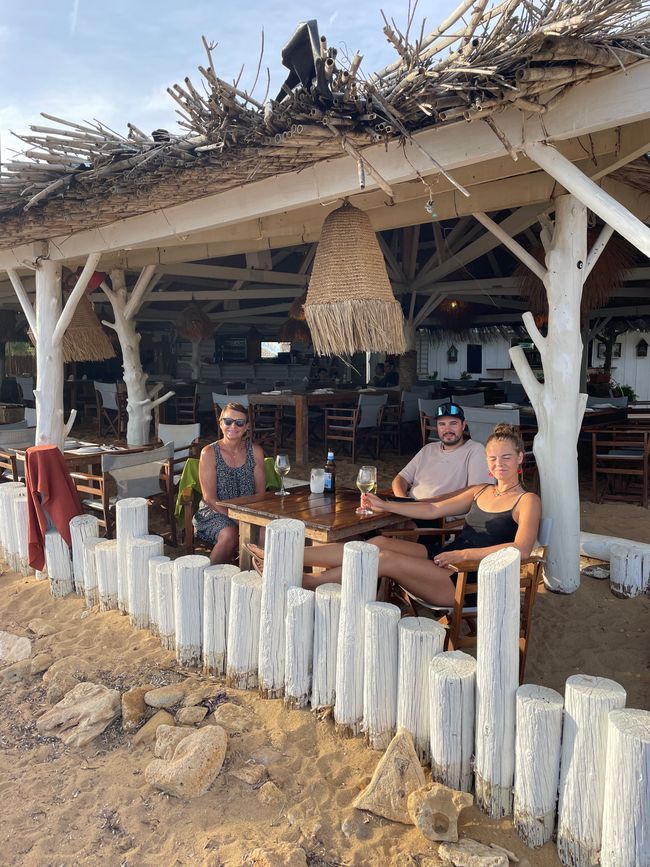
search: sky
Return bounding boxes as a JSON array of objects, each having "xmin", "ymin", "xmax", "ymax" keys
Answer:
[{"xmin": 0, "ymin": 0, "xmax": 459, "ymax": 161}]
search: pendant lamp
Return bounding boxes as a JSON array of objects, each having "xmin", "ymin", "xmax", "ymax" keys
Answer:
[{"xmin": 304, "ymin": 201, "xmax": 406, "ymax": 356}]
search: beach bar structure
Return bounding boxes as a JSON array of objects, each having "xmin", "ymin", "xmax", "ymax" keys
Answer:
[{"xmin": 1, "ymin": 0, "xmax": 650, "ymax": 596}]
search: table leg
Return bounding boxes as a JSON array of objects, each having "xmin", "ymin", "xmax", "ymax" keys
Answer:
[
  {"xmin": 239, "ymin": 522, "xmax": 252, "ymax": 570},
  {"xmin": 295, "ymin": 394, "xmax": 309, "ymax": 468}
]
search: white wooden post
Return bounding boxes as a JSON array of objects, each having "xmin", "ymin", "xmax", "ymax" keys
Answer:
[
  {"xmin": 81, "ymin": 537, "xmax": 103, "ymax": 608},
  {"xmin": 580, "ymin": 531, "xmax": 650, "ymax": 562},
  {"xmin": 174, "ymin": 554, "xmax": 209, "ymax": 667},
  {"xmin": 148, "ymin": 554, "xmax": 170, "ymax": 635},
  {"xmin": 557, "ymin": 674, "xmax": 627, "ymax": 867},
  {"xmin": 34, "ymin": 257, "xmax": 65, "ymax": 448},
  {"xmin": 514, "ymin": 684, "xmax": 564, "ymax": 848},
  {"xmin": 258, "ymin": 518, "xmax": 305, "ymax": 699},
  {"xmin": 203, "ymin": 563, "xmax": 239, "ymax": 676},
  {"xmin": 601, "ymin": 708, "xmax": 650, "ymax": 867},
  {"xmin": 311, "ymin": 583, "xmax": 341, "ymax": 711},
  {"xmin": 44, "ymin": 529, "xmax": 74, "ymax": 597},
  {"xmin": 429, "ymin": 650, "xmax": 477, "ymax": 793},
  {"xmin": 396, "ymin": 616, "xmax": 446, "ymax": 764},
  {"xmin": 115, "ymin": 497, "xmax": 148, "ymax": 613},
  {"xmin": 0, "ymin": 482, "xmax": 24, "ymax": 563},
  {"xmin": 474, "ymin": 547, "xmax": 521, "ymax": 819},
  {"xmin": 226, "ymin": 570, "xmax": 263, "ymax": 689},
  {"xmin": 157, "ymin": 559, "xmax": 176, "ymax": 651},
  {"xmin": 4, "ymin": 485, "xmax": 25, "ymax": 573},
  {"xmin": 334, "ymin": 541, "xmax": 379, "ymax": 737},
  {"xmin": 102, "ymin": 269, "xmax": 173, "ymax": 446},
  {"xmin": 12, "ymin": 492, "xmax": 30, "ymax": 576},
  {"xmin": 127, "ymin": 534, "xmax": 164, "ymax": 629},
  {"xmin": 509, "ymin": 195, "xmax": 587, "ymax": 593},
  {"xmin": 69, "ymin": 514, "xmax": 99, "ymax": 596},
  {"xmin": 609, "ymin": 544, "xmax": 650, "ymax": 599},
  {"xmin": 95, "ymin": 539, "xmax": 119, "ymax": 611},
  {"xmin": 284, "ymin": 587, "xmax": 315, "ymax": 709},
  {"xmin": 362, "ymin": 601, "xmax": 401, "ymax": 750}
]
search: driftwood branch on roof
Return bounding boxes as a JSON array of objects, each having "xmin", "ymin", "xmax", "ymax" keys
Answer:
[{"xmin": 0, "ymin": 0, "xmax": 649, "ymax": 247}]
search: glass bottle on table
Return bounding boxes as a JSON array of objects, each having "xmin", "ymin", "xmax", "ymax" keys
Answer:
[
  {"xmin": 274, "ymin": 453, "xmax": 291, "ymax": 496},
  {"xmin": 323, "ymin": 450, "xmax": 336, "ymax": 493},
  {"xmin": 355, "ymin": 465, "xmax": 377, "ymax": 515}
]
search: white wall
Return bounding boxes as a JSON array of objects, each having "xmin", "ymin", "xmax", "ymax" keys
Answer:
[
  {"xmin": 592, "ymin": 331, "xmax": 650, "ymax": 400},
  {"xmin": 420, "ymin": 335, "xmax": 512, "ymax": 380}
]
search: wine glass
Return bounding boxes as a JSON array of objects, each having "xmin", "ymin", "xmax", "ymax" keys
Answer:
[
  {"xmin": 355, "ymin": 466, "xmax": 377, "ymax": 515},
  {"xmin": 274, "ymin": 453, "xmax": 291, "ymax": 496}
]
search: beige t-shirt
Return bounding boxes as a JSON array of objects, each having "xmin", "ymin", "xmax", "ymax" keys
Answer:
[{"xmin": 398, "ymin": 439, "xmax": 491, "ymax": 500}]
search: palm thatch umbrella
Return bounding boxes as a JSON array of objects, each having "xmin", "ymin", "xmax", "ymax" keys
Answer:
[{"xmin": 304, "ymin": 201, "xmax": 406, "ymax": 356}]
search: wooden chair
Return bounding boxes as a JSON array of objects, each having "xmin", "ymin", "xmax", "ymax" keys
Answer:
[
  {"xmin": 170, "ymin": 384, "xmax": 199, "ymax": 424},
  {"xmin": 157, "ymin": 422, "xmax": 201, "ymax": 486},
  {"xmin": 462, "ymin": 406, "xmax": 520, "ymax": 445},
  {"xmin": 380, "ymin": 398, "xmax": 403, "ymax": 454},
  {"xmin": 325, "ymin": 394, "xmax": 387, "ymax": 462},
  {"xmin": 418, "ymin": 398, "xmax": 447, "ymax": 447},
  {"xmin": 451, "ymin": 391, "xmax": 485, "ymax": 407},
  {"xmin": 212, "ymin": 392, "xmax": 249, "ymax": 428},
  {"xmin": 15, "ymin": 376, "xmax": 35, "ymax": 406},
  {"xmin": 591, "ymin": 428, "xmax": 650, "ymax": 508},
  {"xmin": 249, "ymin": 402, "xmax": 281, "ymax": 454},
  {"xmin": 71, "ymin": 441, "xmax": 177, "ymax": 543},
  {"xmin": 94, "ymin": 381, "xmax": 126, "ymax": 438}
]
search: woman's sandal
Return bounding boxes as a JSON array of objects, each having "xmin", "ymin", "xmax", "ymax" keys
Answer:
[
  {"xmin": 251, "ymin": 555, "xmax": 264, "ymax": 577},
  {"xmin": 244, "ymin": 542, "xmax": 265, "ymax": 576}
]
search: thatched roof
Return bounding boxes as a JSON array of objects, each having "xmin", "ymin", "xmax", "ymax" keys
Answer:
[{"xmin": 1, "ymin": 1, "xmax": 649, "ymax": 250}]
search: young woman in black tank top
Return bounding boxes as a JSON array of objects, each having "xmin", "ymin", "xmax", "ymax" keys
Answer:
[{"xmin": 246, "ymin": 424, "xmax": 541, "ymax": 606}]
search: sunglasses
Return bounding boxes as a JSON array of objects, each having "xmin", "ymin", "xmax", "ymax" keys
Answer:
[
  {"xmin": 435, "ymin": 403, "xmax": 463, "ymax": 418},
  {"xmin": 221, "ymin": 417, "xmax": 247, "ymax": 427}
]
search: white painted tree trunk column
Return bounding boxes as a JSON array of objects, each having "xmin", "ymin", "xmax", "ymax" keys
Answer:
[
  {"xmin": 115, "ymin": 497, "xmax": 148, "ymax": 613},
  {"xmin": 396, "ymin": 616, "xmax": 446, "ymax": 763},
  {"xmin": 284, "ymin": 587, "xmax": 315, "ymax": 709},
  {"xmin": 95, "ymin": 539, "xmax": 118, "ymax": 610},
  {"xmin": 474, "ymin": 547, "xmax": 521, "ymax": 819},
  {"xmin": 311, "ymin": 583, "xmax": 341, "ymax": 711},
  {"xmin": 609, "ymin": 544, "xmax": 650, "ymax": 599},
  {"xmin": 148, "ymin": 554, "xmax": 170, "ymax": 635},
  {"xmin": 258, "ymin": 518, "xmax": 305, "ymax": 699},
  {"xmin": 203, "ymin": 563, "xmax": 239, "ymax": 676},
  {"xmin": 174, "ymin": 554, "xmax": 210, "ymax": 667},
  {"xmin": 513, "ymin": 684, "xmax": 564, "ymax": 848},
  {"xmin": 44, "ymin": 530, "xmax": 74, "ymax": 597},
  {"xmin": 34, "ymin": 257, "xmax": 65, "ymax": 448},
  {"xmin": 12, "ymin": 493, "xmax": 30, "ymax": 576},
  {"xmin": 510, "ymin": 195, "xmax": 587, "ymax": 594},
  {"xmin": 127, "ymin": 534, "xmax": 164, "ymax": 629},
  {"xmin": 429, "ymin": 650, "xmax": 477, "ymax": 793},
  {"xmin": 190, "ymin": 341, "xmax": 201, "ymax": 381},
  {"xmin": 156, "ymin": 560, "xmax": 176, "ymax": 651},
  {"xmin": 557, "ymin": 674, "xmax": 627, "ymax": 867},
  {"xmin": 334, "ymin": 541, "xmax": 379, "ymax": 737},
  {"xmin": 0, "ymin": 482, "xmax": 24, "ymax": 562},
  {"xmin": 82, "ymin": 537, "xmax": 103, "ymax": 608},
  {"xmin": 226, "ymin": 570, "xmax": 263, "ymax": 689},
  {"xmin": 69, "ymin": 514, "xmax": 99, "ymax": 595},
  {"xmin": 600, "ymin": 708, "xmax": 650, "ymax": 867},
  {"xmin": 363, "ymin": 601, "xmax": 401, "ymax": 750}
]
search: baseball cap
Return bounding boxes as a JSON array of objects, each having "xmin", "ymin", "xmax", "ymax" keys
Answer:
[{"xmin": 435, "ymin": 402, "xmax": 465, "ymax": 421}]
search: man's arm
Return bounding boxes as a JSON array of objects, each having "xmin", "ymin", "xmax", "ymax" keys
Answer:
[{"xmin": 391, "ymin": 473, "xmax": 410, "ymax": 497}]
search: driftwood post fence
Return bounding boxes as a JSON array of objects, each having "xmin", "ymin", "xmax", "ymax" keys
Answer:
[{"xmin": 1, "ymin": 506, "xmax": 647, "ymax": 865}]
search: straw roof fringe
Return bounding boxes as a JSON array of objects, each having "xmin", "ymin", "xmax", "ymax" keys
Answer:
[
  {"xmin": 0, "ymin": 2, "xmax": 649, "ymax": 247},
  {"xmin": 27, "ymin": 293, "xmax": 116, "ymax": 362}
]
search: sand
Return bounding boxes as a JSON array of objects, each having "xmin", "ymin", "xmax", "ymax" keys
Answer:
[{"xmin": 1, "ymin": 491, "xmax": 648, "ymax": 865}]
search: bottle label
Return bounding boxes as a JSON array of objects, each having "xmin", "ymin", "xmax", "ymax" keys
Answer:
[{"xmin": 323, "ymin": 471, "xmax": 333, "ymax": 491}]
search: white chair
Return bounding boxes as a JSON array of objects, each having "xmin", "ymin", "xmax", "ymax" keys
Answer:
[
  {"xmin": 24, "ymin": 408, "xmax": 37, "ymax": 427},
  {"xmin": 463, "ymin": 407, "xmax": 520, "ymax": 445},
  {"xmin": 94, "ymin": 381, "xmax": 125, "ymax": 437},
  {"xmin": 158, "ymin": 422, "xmax": 201, "ymax": 483},
  {"xmin": 418, "ymin": 398, "xmax": 447, "ymax": 446},
  {"xmin": 212, "ymin": 392, "xmax": 249, "ymax": 427},
  {"xmin": 15, "ymin": 376, "xmax": 34, "ymax": 403},
  {"xmin": 452, "ymin": 391, "xmax": 485, "ymax": 407}
]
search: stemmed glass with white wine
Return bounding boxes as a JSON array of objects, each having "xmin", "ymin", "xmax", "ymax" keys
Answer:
[
  {"xmin": 274, "ymin": 453, "xmax": 291, "ymax": 496},
  {"xmin": 355, "ymin": 465, "xmax": 377, "ymax": 515}
]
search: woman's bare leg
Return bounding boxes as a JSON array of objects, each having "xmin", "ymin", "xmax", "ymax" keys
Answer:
[
  {"xmin": 209, "ymin": 525, "xmax": 239, "ymax": 565},
  {"xmin": 376, "ymin": 550, "xmax": 456, "ymax": 606},
  {"xmin": 246, "ymin": 541, "xmax": 346, "ymax": 569}
]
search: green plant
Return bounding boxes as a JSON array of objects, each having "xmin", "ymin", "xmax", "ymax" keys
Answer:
[
  {"xmin": 460, "ymin": 370, "xmax": 472, "ymax": 380},
  {"xmin": 613, "ymin": 383, "xmax": 637, "ymax": 402}
]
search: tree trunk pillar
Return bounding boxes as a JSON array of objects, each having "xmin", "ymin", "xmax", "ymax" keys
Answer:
[
  {"xmin": 34, "ymin": 257, "xmax": 65, "ymax": 448},
  {"xmin": 203, "ymin": 563, "xmax": 239, "ymax": 676},
  {"xmin": 44, "ymin": 530, "xmax": 74, "ymax": 597},
  {"xmin": 609, "ymin": 544, "xmax": 650, "ymax": 599},
  {"xmin": 174, "ymin": 554, "xmax": 210, "ymax": 668},
  {"xmin": 95, "ymin": 539, "xmax": 118, "ymax": 610},
  {"xmin": 82, "ymin": 537, "xmax": 103, "ymax": 608},
  {"xmin": 69, "ymin": 514, "xmax": 100, "ymax": 596},
  {"xmin": 156, "ymin": 560, "xmax": 176, "ymax": 651},
  {"xmin": 363, "ymin": 601, "xmax": 401, "ymax": 750},
  {"xmin": 115, "ymin": 497, "xmax": 148, "ymax": 613},
  {"xmin": 429, "ymin": 650, "xmax": 477, "ymax": 793},
  {"xmin": 311, "ymin": 583, "xmax": 341, "ymax": 711},
  {"xmin": 226, "ymin": 571, "xmax": 263, "ymax": 689},
  {"xmin": 127, "ymin": 535, "xmax": 164, "ymax": 629},
  {"xmin": 284, "ymin": 587, "xmax": 315, "ymax": 709},
  {"xmin": 12, "ymin": 492, "xmax": 30, "ymax": 576},
  {"xmin": 148, "ymin": 555, "xmax": 170, "ymax": 635}
]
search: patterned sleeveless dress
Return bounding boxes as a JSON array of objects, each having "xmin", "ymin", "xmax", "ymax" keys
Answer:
[{"xmin": 192, "ymin": 438, "xmax": 256, "ymax": 544}]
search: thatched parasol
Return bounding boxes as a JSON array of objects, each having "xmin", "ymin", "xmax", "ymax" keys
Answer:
[
  {"xmin": 304, "ymin": 201, "xmax": 406, "ymax": 356},
  {"xmin": 176, "ymin": 302, "xmax": 214, "ymax": 340}
]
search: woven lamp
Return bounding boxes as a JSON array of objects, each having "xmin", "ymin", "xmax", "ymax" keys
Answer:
[
  {"xmin": 27, "ymin": 291, "xmax": 115, "ymax": 362},
  {"xmin": 279, "ymin": 318, "xmax": 311, "ymax": 344},
  {"xmin": 304, "ymin": 201, "xmax": 406, "ymax": 355},
  {"xmin": 176, "ymin": 302, "xmax": 214, "ymax": 341}
]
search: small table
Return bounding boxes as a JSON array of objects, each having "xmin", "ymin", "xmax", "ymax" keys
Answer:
[{"xmin": 220, "ymin": 487, "xmax": 406, "ymax": 568}]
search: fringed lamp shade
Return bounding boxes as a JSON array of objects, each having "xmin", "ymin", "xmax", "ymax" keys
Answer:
[
  {"xmin": 28, "ymin": 293, "xmax": 116, "ymax": 362},
  {"xmin": 304, "ymin": 201, "xmax": 406, "ymax": 356},
  {"xmin": 176, "ymin": 303, "xmax": 214, "ymax": 341},
  {"xmin": 279, "ymin": 318, "xmax": 311, "ymax": 344},
  {"xmin": 289, "ymin": 292, "xmax": 307, "ymax": 321},
  {"xmin": 434, "ymin": 299, "xmax": 477, "ymax": 332}
]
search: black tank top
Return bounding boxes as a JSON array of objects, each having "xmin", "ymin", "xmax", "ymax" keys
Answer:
[{"xmin": 446, "ymin": 485, "xmax": 525, "ymax": 551}]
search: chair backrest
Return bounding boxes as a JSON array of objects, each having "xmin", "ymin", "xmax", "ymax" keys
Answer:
[
  {"xmin": 212, "ymin": 392, "xmax": 249, "ymax": 412},
  {"xmin": 463, "ymin": 407, "xmax": 520, "ymax": 444},
  {"xmin": 94, "ymin": 381, "xmax": 119, "ymax": 411},
  {"xmin": 418, "ymin": 398, "xmax": 447, "ymax": 418},
  {"xmin": 15, "ymin": 376, "xmax": 34, "ymax": 401},
  {"xmin": 452, "ymin": 391, "xmax": 485, "ymax": 407},
  {"xmin": 102, "ymin": 441, "xmax": 174, "ymax": 499},
  {"xmin": 0, "ymin": 420, "xmax": 28, "ymax": 431},
  {"xmin": 0, "ymin": 427, "xmax": 36, "ymax": 446},
  {"xmin": 504, "ymin": 382, "xmax": 528, "ymax": 404},
  {"xmin": 587, "ymin": 395, "xmax": 628, "ymax": 408},
  {"xmin": 24, "ymin": 408, "xmax": 37, "ymax": 427},
  {"xmin": 357, "ymin": 394, "xmax": 388, "ymax": 428},
  {"xmin": 158, "ymin": 423, "xmax": 201, "ymax": 458},
  {"xmin": 536, "ymin": 516, "xmax": 552, "ymax": 548},
  {"xmin": 226, "ymin": 381, "xmax": 248, "ymax": 394}
]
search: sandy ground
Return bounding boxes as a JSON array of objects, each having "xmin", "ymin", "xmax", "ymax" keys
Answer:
[{"xmin": 1, "ymin": 434, "xmax": 649, "ymax": 866}]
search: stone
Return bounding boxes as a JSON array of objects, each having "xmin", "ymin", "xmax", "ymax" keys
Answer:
[
  {"xmin": 0, "ymin": 658, "xmax": 32, "ymax": 685},
  {"xmin": 247, "ymin": 844, "xmax": 308, "ymax": 866},
  {"xmin": 36, "ymin": 682, "xmax": 121, "ymax": 747},
  {"xmin": 258, "ymin": 780, "xmax": 284, "ymax": 807},
  {"xmin": 145, "ymin": 725, "xmax": 228, "ymax": 798},
  {"xmin": 122, "ymin": 686, "xmax": 154, "ymax": 733},
  {"xmin": 0, "ymin": 630, "xmax": 31, "ymax": 664},
  {"xmin": 27, "ymin": 619, "xmax": 56, "ymax": 637},
  {"xmin": 176, "ymin": 706, "xmax": 208, "ymax": 725},
  {"xmin": 408, "ymin": 783, "xmax": 474, "ymax": 843},
  {"xmin": 438, "ymin": 839, "xmax": 510, "ymax": 867},
  {"xmin": 230, "ymin": 762, "xmax": 268, "ymax": 786},
  {"xmin": 352, "ymin": 728, "xmax": 426, "ymax": 824},
  {"xmin": 42, "ymin": 655, "xmax": 92, "ymax": 685},
  {"xmin": 132, "ymin": 710, "xmax": 175, "ymax": 745},
  {"xmin": 144, "ymin": 683, "xmax": 187, "ymax": 708},
  {"xmin": 181, "ymin": 683, "xmax": 219, "ymax": 707},
  {"xmin": 212, "ymin": 702, "xmax": 254, "ymax": 733},
  {"xmin": 154, "ymin": 724, "xmax": 196, "ymax": 759},
  {"xmin": 30, "ymin": 653, "xmax": 53, "ymax": 675},
  {"xmin": 46, "ymin": 671, "xmax": 84, "ymax": 705}
]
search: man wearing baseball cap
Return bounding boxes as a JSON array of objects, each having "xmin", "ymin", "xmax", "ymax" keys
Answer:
[{"xmin": 392, "ymin": 401, "xmax": 491, "ymax": 505}]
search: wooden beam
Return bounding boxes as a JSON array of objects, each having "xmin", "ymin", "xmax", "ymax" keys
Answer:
[
  {"xmin": 7, "ymin": 269, "xmax": 37, "ymax": 336},
  {"xmin": 156, "ymin": 263, "xmax": 308, "ymax": 286},
  {"xmin": 584, "ymin": 224, "xmax": 615, "ymax": 279},
  {"xmin": 472, "ymin": 211, "xmax": 546, "ymax": 281}
]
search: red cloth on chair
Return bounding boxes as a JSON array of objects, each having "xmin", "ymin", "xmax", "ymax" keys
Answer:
[{"xmin": 25, "ymin": 445, "xmax": 83, "ymax": 571}]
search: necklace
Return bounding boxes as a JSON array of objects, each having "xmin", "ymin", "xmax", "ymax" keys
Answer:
[{"xmin": 493, "ymin": 482, "xmax": 522, "ymax": 497}]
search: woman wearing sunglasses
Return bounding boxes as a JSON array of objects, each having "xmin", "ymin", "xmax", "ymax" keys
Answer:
[{"xmin": 193, "ymin": 402, "xmax": 266, "ymax": 564}]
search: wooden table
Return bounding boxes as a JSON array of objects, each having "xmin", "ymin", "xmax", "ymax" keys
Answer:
[
  {"xmin": 220, "ymin": 486, "xmax": 407, "ymax": 568},
  {"xmin": 248, "ymin": 389, "xmax": 398, "ymax": 467}
]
